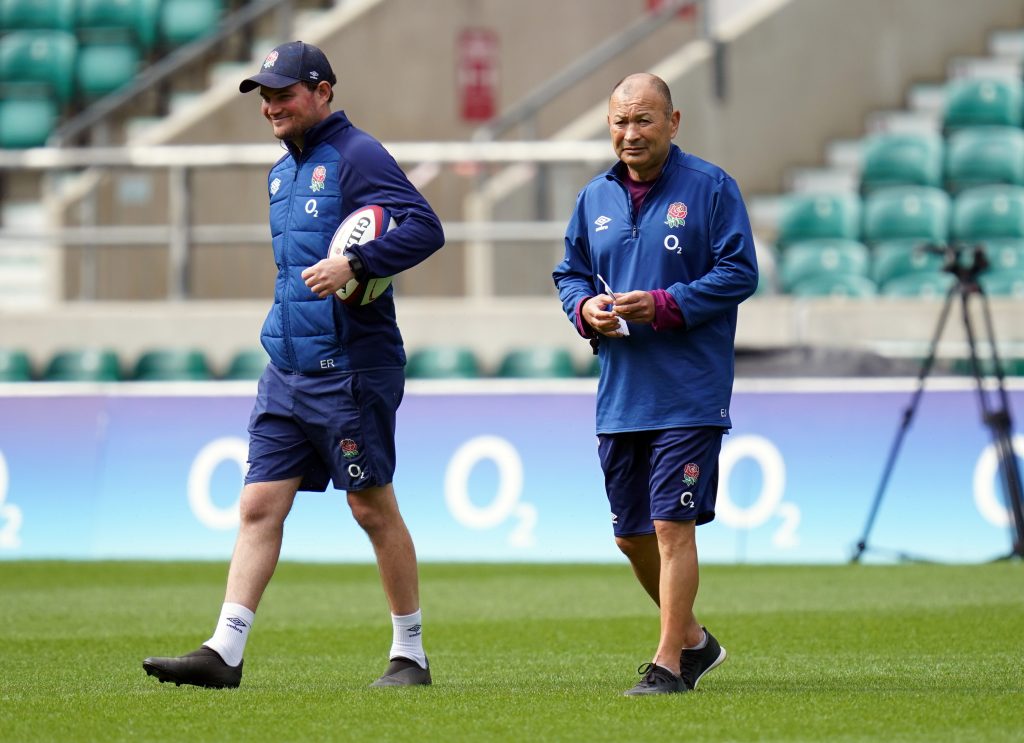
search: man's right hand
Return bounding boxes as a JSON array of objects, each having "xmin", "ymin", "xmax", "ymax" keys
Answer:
[{"xmin": 582, "ymin": 294, "xmax": 626, "ymax": 338}]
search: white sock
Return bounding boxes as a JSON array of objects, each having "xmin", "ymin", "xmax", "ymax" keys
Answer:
[
  {"xmin": 389, "ymin": 609, "xmax": 427, "ymax": 669},
  {"xmin": 685, "ymin": 629, "xmax": 708, "ymax": 651},
  {"xmin": 203, "ymin": 602, "xmax": 254, "ymax": 667}
]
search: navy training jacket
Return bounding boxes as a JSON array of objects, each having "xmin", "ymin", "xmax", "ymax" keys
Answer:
[
  {"xmin": 553, "ymin": 145, "xmax": 759, "ymax": 433},
  {"xmin": 262, "ymin": 110, "xmax": 444, "ymax": 374}
]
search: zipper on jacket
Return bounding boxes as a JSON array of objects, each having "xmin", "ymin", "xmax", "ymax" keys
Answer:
[{"xmin": 281, "ymin": 164, "xmax": 302, "ymax": 371}]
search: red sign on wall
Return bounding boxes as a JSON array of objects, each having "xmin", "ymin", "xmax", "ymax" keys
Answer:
[
  {"xmin": 646, "ymin": 0, "xmax": 696, "ymax": 18},
  {"xmin": 457, "ymin": 28, "xmax": 499, "ymax": 123}
]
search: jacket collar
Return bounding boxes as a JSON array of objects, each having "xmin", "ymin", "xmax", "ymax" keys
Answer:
[{"xmin": 284, "ymin": 110, "xmax": 353, "ymax": 160}]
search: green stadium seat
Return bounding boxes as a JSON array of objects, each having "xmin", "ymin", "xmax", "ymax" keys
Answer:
[
  {"xmin": 0, "ymin": 0, "xmax": 76, "ymax": 31},
  {"xmin": 787, "ymin": 273, "xmax": 877, "ymax": 298},
  {"xmin": 498, "ymin": 347, "xmax": 576, "ymax": 378},
  {"xmin": 862, "ymin": 186, "xmax": 950, "ymax": 245},
  {"xmin": 0, "ymin": 95, "xmax": 58, "ymax": 148},
  {"xmin": 778, "ymin": 239, "xmax": 870, "ymax": 293},
  {"xmin": 979, "ymin": 238, "xmax": 1024, "ymax": 272},
  {"xmin": 0, "ymin": 348, "xmax": 32, "ymax": 381},
  {"xmin": 158, "ymin": 0, "xmax": 223, "ymax": 47},
  {"xmin": 979, "ymin": 268, "xmax": 1024, "ymax": 297},
  {"xmin": 43, "ymin": 349, "xmax": 121, "ymax": 381},
  {"xmin": 405, "ymin": 346, "xmax": 481, "ymax": 379},
  {"xmin": 776, "ymin": 193, "xmax": 861, "ymax": 247},
  {"xmin": 0, "ymin": 30, "xmax": 78, "ymax": 103},
  {"xmin": 952, "ymin": 185, "xmax": 1024, "ymax": 241},
  {"xmin": 222, "ymin": 348, "xmax": 270, "ymax": 380},
  {"xmin": 951, "ymin": 355, "xmax": 1024, "ymax": 377},
  {"xmin": 860, "ymin": 132, "xmax": 943, "ymax": 192},
  {"xmin": 871, "ymin": 239, "xmax": 946, "ymax": 286},
  {"xmin": 76, "ymin": 0, "xmax": 160, "ymax": 51},
  {"xmin": 133, "ymin": 348, "xmax": 212, "ymax": 380},
  {"xmin": 75, "ymin": 40, "xmax": 140, "ymax": 99},
  {"xmin": 881, "ymin": 271, "xmax": 955, "ymax": 298},
  {"xmin": 584, "ymin": 355, "xmax": 601, "ymax": 377},
  {"xmin": 943, "ymin": 78, "xmax": 1023, "ymax": 130},
  {"xmin": 945, "ymin": 126, "xmax": 1024, "ymax": 194}
]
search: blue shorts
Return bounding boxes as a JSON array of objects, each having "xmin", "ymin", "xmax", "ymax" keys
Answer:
[
  {"xmin": 598, "ymin": 427, "xmax": 723, "ymax": 537},
  {"xmin": 245, "ymin": 363, "xmax": 404, "ymax": 492}
]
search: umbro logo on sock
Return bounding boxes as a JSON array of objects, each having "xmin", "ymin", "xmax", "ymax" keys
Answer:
[
  {"xmin": 226, "ymin": 617, "xmax": 249, "ymax": 634},
  {"xmin": 406, "ymin": 624, "xmax": 422, "ymax": 638}
]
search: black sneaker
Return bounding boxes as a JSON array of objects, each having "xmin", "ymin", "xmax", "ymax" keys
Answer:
[
  {"xmin": 623, "ymin": 662, "xmax": 686, "ymax": 696},
  {"xmin": 370, "ymin": 656, "xmax": 431, "ymax": 687},
  {"xmin": 679, "ymin": 627, "xmax": 727, "ymax": 690},
  {"xmin": 142, "ymin": 646, "xmax": 242, "ymax": 689}
]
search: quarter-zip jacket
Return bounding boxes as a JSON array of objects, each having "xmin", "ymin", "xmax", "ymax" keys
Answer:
[
  {"xmin": 553, "ymin": 145, "xmax": 758, "ymax": 433},
  {"xmin": 262, "ymin": 110, "xmax": 444, "ymax": 374}
]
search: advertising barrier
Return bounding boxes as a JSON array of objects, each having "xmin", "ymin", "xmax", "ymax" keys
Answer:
[{"xmin": 0, "ymin": 378, "xmax": 1021, "ymax": 563}]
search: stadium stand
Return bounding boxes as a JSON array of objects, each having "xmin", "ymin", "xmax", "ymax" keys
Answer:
[
  {"xmin": 0, "ymin": 0, "xmax": 76, "ymax": 32},
  {"xmin": 405, "ymin": 346, "xmax": 481, "ymax": 379},
  {"xmin": 860, "ymin": 131, "xmax": 944, "ymax": 193},
  {"xmin": 787, "ymin": 273, "xmax": 878, "ymax": 299},
  {"xmin": 157, "ymin": 0, "xmax": 222, "ymax": 47},
  {"xmin": 133, "ymin": 348, "xmax": 212, "ymax": 380},
  {"xmin": 871, "ymin": 239, "xmax": 946, "ymax": 287},
  {"xmin": 222, "ymin": 348, "xmax": 269, "ymax": 380},
  {"xmin": 945, "ymin": 126, "xmax": 1024, "ymax": 193},
  {"xmin": 497, "ymin": 348, "xmax": 576, "ymax": 378},
  {"xmin": 778, "ymin": 239, "xmax": 871, "ymax": 294},
  {"xmin": 0, "ymin": 348, "xmax": 32, "ymax": 380},
  {"xmin": 952, "ymin": 184, "xmax": 1024, "ymax": 241},
  {"xmin": 43, "ymin": 348, "xmax": 121, "ymax": 381},
  {"xmin": 880, "ymin": 271, "xmax": 956, "ymax": 299},
  {"xmin": 943, "ymin": 77, "xmax": 1024, "ymax": 130},
  {"xmin": 776, "ymin": 193, "xmax": 862, "ymax": 248},
  {"xmin": 862, "ymin": 186, "xmax": 951, "ymax": 245}
]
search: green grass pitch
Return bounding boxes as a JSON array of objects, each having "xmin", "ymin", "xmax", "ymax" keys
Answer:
[{"xmin": 2, "ymin": 560, "xmax": 1022, "ymax": 742}]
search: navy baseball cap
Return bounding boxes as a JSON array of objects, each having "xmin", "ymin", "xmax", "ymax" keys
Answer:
[{"xmin": 239, "ymin": 41, "xmax": 336, "ymax": 93}]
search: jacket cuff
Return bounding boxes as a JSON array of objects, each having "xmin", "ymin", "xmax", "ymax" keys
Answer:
[
  {"xmin": 574, "ymin": 296, "xmax": 595, "ymax": 338},
  {"xmin": 650, "ymin": 289, "xmax": 686, "ymax": 331}
]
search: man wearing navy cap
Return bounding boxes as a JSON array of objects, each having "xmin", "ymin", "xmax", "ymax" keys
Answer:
[{"xmin": 143, "ymin": 41, "xmax": 444, "ymax": 689}]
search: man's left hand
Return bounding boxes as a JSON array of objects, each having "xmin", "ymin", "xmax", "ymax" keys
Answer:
[
  {"xmin": 302, "ymin": 258, "xmax": 354, "ymax": 298},
  {"xmin": 611, "ymin": 290, "xmax": 655, "ymax": 324}
]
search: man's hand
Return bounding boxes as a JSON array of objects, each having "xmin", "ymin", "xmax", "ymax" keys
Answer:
[
  {"xmin": 610, "ymin": 290, "xmax": 655, "ymax": 324},
  {"xmin": 302, "ymin": 257, "xmax": 354, "ymax": 298},
  {"xmin": 582, "ymin": 294, "xmax": 626, "ymax": 338}
]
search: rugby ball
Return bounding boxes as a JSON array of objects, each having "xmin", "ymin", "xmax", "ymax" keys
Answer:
[{"xmin": 328, "ymin": 205, "xmax": 396, "ymax": 305}]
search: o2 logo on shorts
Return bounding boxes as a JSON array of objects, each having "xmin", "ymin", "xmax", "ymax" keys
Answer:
[{"xmin": 680, "ymin": 491, "xmax": 695, "ymax": 509}]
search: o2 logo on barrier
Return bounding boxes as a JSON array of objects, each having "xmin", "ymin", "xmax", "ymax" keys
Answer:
[
  {"xmin": 444, "ymin": 435, "xmax": 536, "ymax": 547},
  {"xmin": 973, "ymin": 434, "xmax": 1024, "ymax": 527},
  {"xmin": 0, "ymin": 449, "xmax": 23, "ymax": 549},
  {"xmin": 716, "ymin": 434, "xmax": 799, "ymax": 548},
  {"xmin": 187, "ymin": 437, "xmax": 248, "ymax": 530}
]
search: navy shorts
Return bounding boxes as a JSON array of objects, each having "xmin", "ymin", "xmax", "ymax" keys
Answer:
[
  {"xmin": 245, "ymin": 363, "xmax": 404, "ymax": 492},
  {"xmin": 598, "ymin": 427, "xmax": 723, "ymax": 537}
]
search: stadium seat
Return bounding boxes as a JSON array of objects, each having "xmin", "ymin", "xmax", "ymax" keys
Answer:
[
  {"xmin": 222, "ymin": 348, "xmax": 270, "ymax": 380},
  {"xmin": 0, "ymin": 348, "xmax": 32, "ymax": 381},
  {"xmin": 778, "ymin": 239, "xmax": 870, "ymax": 293},
  {"xmin": 405, "ymin": 346, "xmax": 481, "ymax": 379},
  {"xmin": 860, "ymin": 131, "xmax": 943, "ymax": 192},
  {"xmin": 951, "ymin": 355, "xmax": 1024, "ymax": 377},
  {"xmin": 497, "ymin": 347, "xmax": 577, "ymax": 378},
  {"xmin": 76, "ymin": 0, "xmax": 160, "ymax": 51},
  {"xmin": 0, "ymin": 95, "xmax": 58, "ymax": 148},
  {"xmin": 0, "ymin": 0, "xmax": 76, "ymax": 31},
  {"xmin": 871, "ymin": 239, "xmax": 946, "ymax": 286},
  {"xmin": 43, "ymin": 349, "xmax": 121, "ymax": 381},
  {"xmin": 158, "ymin": 0, "xmax": 224, "ymax": 47},
  {"xmin": 787, "ymin": 273, "xmax": 877, "ymax": 298},
  {"xmin": 133, "ymin": 348, "xmax": 212, "ymax": 380},
  {"xmin": 943, "ymin": 78, "xmax": 1023, "ymax": 130},
  {"xmin": 880, "ymin": 271, "xmax": 955, "ymax": 298},
  {"xmin": 862, "ymin": 186, "xmax": 950, "ymax": 245},
  {"xmin": 75, "ymin": 40, "xmax": 140, "ymax": 99},
  {"xmin": 945, "ymin": 126, "xmax": 1024, "ymax": 194},
  {"xmin": 979, "ymin": 268, "xmax": 1024, "ymax": 297},
  {"xmin": 952, "ymin": 185, "xmax": 1024, "ymax": 242},
  {"xmin": 776, "ymin": 193, "xmax": 861, "ymax": 247},
  {"xmin": 979, "ymin": 238, "xmax": 1024, "ymax": 272},
  {"xmin": 584, "ymin": 355, "xmax": 601, "ymax": 377},
  {"xmin": 0, "ymin": 30, "xmax": 78, "ymax": 104}
]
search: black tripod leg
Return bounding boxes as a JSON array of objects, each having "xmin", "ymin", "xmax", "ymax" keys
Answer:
[{"xmin": 851, "ymin": 282, "xmax": 959, "ymax": 562}]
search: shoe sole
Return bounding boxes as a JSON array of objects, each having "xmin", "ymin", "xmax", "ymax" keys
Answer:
[
  {"xmin": 691, "ymin": 646, "xmax": 727, "ymax": 690},
  {"xmin": 142, "ymin": 662, "xmax": 239, "ymax": 689}
]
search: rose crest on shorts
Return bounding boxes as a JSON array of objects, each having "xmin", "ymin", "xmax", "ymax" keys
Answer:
[
  {"xmin": 665, "ymin": 201, "xmax": 687, "ymax": 228},
  {"xmin": 682, "ymin": 462, "xmax": 700, "ymax": 486},
  {"xmin": 310, "ymin": 165, "xmax": 327, "ymax": 192},
  {"xmin": 340, "ymin": 438, "xmax": 359, "ymax": 458}
]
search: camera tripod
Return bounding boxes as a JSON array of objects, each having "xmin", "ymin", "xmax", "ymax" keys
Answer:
[{"xmin": 851, "ymin": 244, "xmax": 1024, "ymax": 562}]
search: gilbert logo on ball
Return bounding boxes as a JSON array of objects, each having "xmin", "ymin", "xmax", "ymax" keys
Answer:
[{"xmin": 328, "ymin": 205, "xmax": 396, "ymax": 306}]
